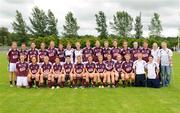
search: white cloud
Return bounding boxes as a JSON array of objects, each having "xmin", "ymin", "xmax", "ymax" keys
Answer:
[{"xmin": 0, "ymin": 0, "xmax": 179, "ymax": 37}]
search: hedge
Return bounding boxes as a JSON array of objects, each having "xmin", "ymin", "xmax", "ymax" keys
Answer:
[{"xmin": 32, "ymin": 35, "xmax": 178, "ymax": 49}]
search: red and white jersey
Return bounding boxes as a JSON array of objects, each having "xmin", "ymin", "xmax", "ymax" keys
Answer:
[
  {"xmin": 7, "ymin": 49, "xmax": 20, "ymax": 63},
  {"xmin": 41, "ymin": 62, "xmax": 52, "ymax": 73},
  {"xmin": 82, "ymin": 47, "xmax": 94, "ymax": 62},
  {"xmin": 93, "ymin": 47, "xmax": 102, "ymax": 62},
  {"xmin": 38, "ymin": 49, "xmax": 48, "ymax": 63},
  {"xmin": 28, "ymin": 48, "xmax": 39, "ymax": 62},
  {"xmin": 47, "ymin": 47, "xmax": 58, "ymax": 63},
  {"xmin": 19, "ymin": 49, "xmax": 28, "ymax": 61},
  {"xmin": 16, "ymin": 61, "xmax": 29, "ymax": 76},
  {"xmin": 29, "ymin": 63, "xmax": 40, "ymax": 74},
  {"xmin": 102, "ymin": 47, "xmax": 111, "ymax": 61}
]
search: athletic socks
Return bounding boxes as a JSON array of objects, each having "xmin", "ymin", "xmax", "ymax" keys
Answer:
[
  {"xmin": 36, "ymin": 81, "xmax": 39, "ymax": 87},
  {"xmin": 61, "ymin": 81, "xmax": 65, "ymax": 87},
  {"xmin": 74, "ymin": 79, "xmax": 77, "ymax": 87},
  {"xmin": 28, "ymin": 81, "xmax": 32, "ymax": 88},
  {"xmin": 48, "ymin": 80, "xmax": 51, "ymax": 88},
  {"xmin": 86, "ymin": 82, "xmax": 89, "ymax": 87},
  {"xmin": 14, "ymin": 81, "xmax": 17, "ymax": 85},
  {"xmin": 9, "ymin": 81, "xmax": 12, "ymax": 85},
  {"xmin": 81, "ymin": 79, "xmax": 85, "ymax": 87}
]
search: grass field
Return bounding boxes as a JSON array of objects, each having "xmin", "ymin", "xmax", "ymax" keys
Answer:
[{"xmin": 0, "ymin": 52, "xmax": 180, "ymax": 113}]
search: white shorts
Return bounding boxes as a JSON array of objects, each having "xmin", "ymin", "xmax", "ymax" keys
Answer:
[
  {"xmin": 9, "ymin": 63, "xmax": 16, "ymax": 72},
  {"xmin": 17, "ymin": 76, "xmax": 28, "ymax": 87}
]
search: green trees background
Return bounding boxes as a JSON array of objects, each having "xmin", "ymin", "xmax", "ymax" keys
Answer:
[{"xmin": 0, "ymin": 6, "xmax": 178, "ymax": 48}]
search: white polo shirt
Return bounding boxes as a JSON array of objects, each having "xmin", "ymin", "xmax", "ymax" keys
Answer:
[
  {"xmin": 151, "ymin": 48, "xmax": 159, "ymax": 63},
  {"xmin": 146, "ymin": 62, "xmax": 159, "ymax": 79},
  {"xmin": 133, "ymin": 60, "xmax": 146, "ymax": 74},
  {"xmin": 64, "ymin": 49, "xmax": 74, "ymax": 63},
  {"xmin": 74, "ymin": 49, "xmax": 83, "ymax": 63},
  {"xmin": 158, "ymin": 48, "xmax": 173, "ymax": 66}
]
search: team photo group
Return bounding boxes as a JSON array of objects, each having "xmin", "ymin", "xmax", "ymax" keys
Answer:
[{"xmin": 7, "ymin": 39, "xmax": 173, "ymax": 89}]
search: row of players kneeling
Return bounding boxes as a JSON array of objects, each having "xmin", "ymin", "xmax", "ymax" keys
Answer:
[{"xmin": 16, "ymin": 52, "xmax": 160, "ymax": 89}]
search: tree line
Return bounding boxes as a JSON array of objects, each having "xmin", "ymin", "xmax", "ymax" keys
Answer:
[{"xmin": 0, "ymin": 6, "xmax": 167, "ymax": 46}]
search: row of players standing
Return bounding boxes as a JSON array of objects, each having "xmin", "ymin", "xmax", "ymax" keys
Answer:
[{"xmin": 8, "ymin": 40, "xmax": 173, "ymax": 88}]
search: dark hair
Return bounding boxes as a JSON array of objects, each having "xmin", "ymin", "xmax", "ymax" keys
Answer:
[{"xmin": 148, "ymin": 55, "xmax": 154, "ymax": 58}]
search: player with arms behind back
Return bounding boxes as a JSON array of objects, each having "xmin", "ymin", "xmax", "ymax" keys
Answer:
[{"xmin": 7, "ymin": 41, "xmax": 19, "ymax": 87}]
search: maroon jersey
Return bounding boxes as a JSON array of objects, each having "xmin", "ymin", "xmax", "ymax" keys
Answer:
[
  {"xmin": 82, "ymin": 47, "xmax": 94, "ymax": 62},
  {"xmin": 102, "ymin": 48, "xmax": 111, "ymax": 61},
  {"xmin": 41, "ymin": 63, "xmax": 52, "ymax": 73},
  {"xmin": 121, "ymin": 48, "xmax": 131, "ymax": 58},
  {"xmin": 130, "ymin": 48, "xmax": 141, "ymax": 61},
  {"xmin": 39, "ymin": 49, "xmax": 48, "ymax": 63},
  {"xmin": 141, "ymin": 48, "xmax": 151, "ymax": 62},
  {"xmin": 19, "ymin": 49, "xmax": 28, "ymax": 61},
  {"xmin": 86, "ymin": 62, "xmax": 96, "ymax": 73},
  {"xmin": 115, "ymin": 61, "xmax": 124, "ymax": 72},
  {"xmin": 29, "ymin": 63, "xmax": 39, "ymax": 74},
  {"xmin": 74, "ymin": 63, "xmax": 84, "ymax": 74},
  {"xmin": 16, "ymin": 61, "xmax": 28, "ymax": 76},
  {"xmin": 111, "ymin": 47, "xmax": 121, "ymax": 60},
  {"xmin": 105, "ymin": 60, "xmax": 114, "ymax": 71},
  {"xmin": 28, "ymin": 49, "xmax": 38, "ymax": 62},
  {"xmin": 122, "ymin": 61, "xmax": 133, "ymax": 73},
  {"xmin": 8, "ymin": 49, "xmax": 20, "ymax": 63},
  {"xmin": 63, "ymin": 63, "xmax": 73, "ymax": 74},
  {"xmin": 96, "ymin": 62, "xmax": 106, "ymax": 73},
  {"xmin": 57, "ymin": 49, "xmax": 65, "ymax": 62},
  {"xmin": 53, "ymin": 63, "xmax": 62, "ymax": 73},
  {"xmin": 47, "ymin": 48, "xmax": 58, "ymax": 63},
  {"xmin": 93, "ymin": 47, "xmax": 102, "ymax": 62}
]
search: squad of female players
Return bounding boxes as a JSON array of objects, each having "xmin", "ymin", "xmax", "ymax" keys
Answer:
[{"xmin": 7, "ymin": 39, "xmax": 173, "ymax": 89}]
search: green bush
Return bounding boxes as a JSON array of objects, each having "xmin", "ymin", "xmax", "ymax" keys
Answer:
[{"xmin": 33, "ymin": 35, "xmax": 178, "ymax": 49}]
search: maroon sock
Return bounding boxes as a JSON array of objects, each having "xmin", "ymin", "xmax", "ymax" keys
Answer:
[
  {"xmin": 82, "ymin": 79, "xmax": 85, "ymax": 86},
  {"xmin": 93, "ymin": 81, "xmax": 96, "ymax": 86},
  {"xmin": 103, "ymin": 82, "xmax": 106, "ymax": 86},
  {"xmin": 86, "ymin": 82, "xmax": 89, "ymax": 87},
  {"xmin": 70, "ymin": 81, "xmax": 73, "ymax": 86},
  {"xmin": 28, "ymin": 81, "xmax": 32, "ymax": 88},
  {"xmin": 74, "ymin": 79, "xmax": 77, "ymax": 87},
  {"xmin": 98, "ymin": 82, "xmax": 101, "ymax": 86},
  {"xmin": 48, "ymin": 80, "xmax": 51, "ymax": 88},
  {"xmin": 36, "ymin": 81, "xmax": 39, "ymax": 87},
  {"xmin": 61, "ymin": 81, "xmax": 65, "ymax": 87}
]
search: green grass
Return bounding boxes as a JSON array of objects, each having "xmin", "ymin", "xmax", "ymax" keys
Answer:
[{"xmin": 0, "ymin": 52, "xmax": 180, "ymax": 113}]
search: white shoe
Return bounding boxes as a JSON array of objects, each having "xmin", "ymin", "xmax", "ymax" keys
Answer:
[
  {"xmin": 101, "ymin": 86, "xmax": 104, "ymax": 88},
  {"xmin": 56, "ymin": 86, "xmax": 60, "ymax": 89},
  {"xmin": 74, "ymin": 87, "xmax": 78, "ymax": 89},
  {"xmin": 112, "ymin": 85, "xmax": 115, "ymax": 88},
  {"xmin": 51, "ymin": 86, "xmax": 55, "ymax": 90},
  {"xmin": 33, "ymin": 85, "xmax": 36, "ymax": 88},
  {"xmin": 107, "ymin": 85, "xmax": 110, "ymax": 88},
  {"xmin": 99, "ymin": 86, "xmax": 102, "ymax": 88},
  {"xmin": 10, "ymin": 85, "xmax": 13, "ymax": 87}
]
